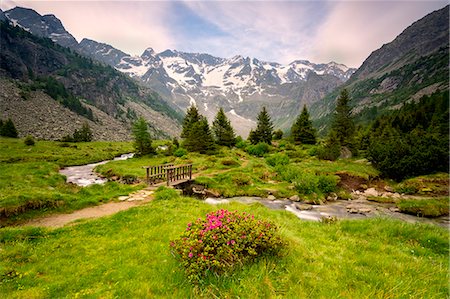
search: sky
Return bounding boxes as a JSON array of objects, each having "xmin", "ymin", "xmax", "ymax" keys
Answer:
[{"xmin": 1, "ymin": 0, "xmax": 447, "ymax": 68}]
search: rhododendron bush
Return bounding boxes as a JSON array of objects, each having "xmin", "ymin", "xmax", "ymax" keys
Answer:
[{"xmin": 170, "ymin": 209, "xmax": 285, "ymax": 281}]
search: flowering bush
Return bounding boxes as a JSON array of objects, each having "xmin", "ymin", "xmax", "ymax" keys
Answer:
[{"xmin": 170, "ymin": 209, "xmax": 285, "ymax": 281}]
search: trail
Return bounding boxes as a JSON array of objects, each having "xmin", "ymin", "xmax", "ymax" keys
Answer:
[{"xmin": 21, "ymin": 189, "xmax": 155, "ymax": 228}]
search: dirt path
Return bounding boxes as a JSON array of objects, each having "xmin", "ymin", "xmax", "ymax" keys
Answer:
[{"xmin": 21, "ymin": 189, "xmax": 155, "ymax": 228}]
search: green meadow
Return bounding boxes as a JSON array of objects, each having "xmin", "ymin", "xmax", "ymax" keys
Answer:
[{"xmin": 0, "ymin": 137, "xmax": 448, "ymax": 298}]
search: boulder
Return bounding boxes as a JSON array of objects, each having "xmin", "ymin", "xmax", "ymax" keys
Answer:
[
  {"xmin": 289, "ymin": 195, "xmax": 300, "ymax": 201},
  {"xmin": 364, "ymin": 188, "xmax": 379, "ymax": 197},
  {"xmin": 267, "ymin": 195, "xmax": 276, "ymax": 201},
  {"xmin": 295, "ymin": 203, "xmax": 313, "ymax": 211}
]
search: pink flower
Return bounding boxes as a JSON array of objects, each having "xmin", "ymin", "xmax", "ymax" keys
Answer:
[
  {"xmin": 188, "ymin": 252, "xmax": 193, "ymax": 258},
  {"xmin": 231, "ymin": 240, "xmax": 235, "ymax": 245}
]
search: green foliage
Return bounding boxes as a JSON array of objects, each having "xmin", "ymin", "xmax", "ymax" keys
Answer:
[
  {"xmin": 235, "ymin": 136, "xmax": 247, "ymax": 149},
  {"xmin": 132, "ymin": 118, "xmax": 155, "ymax": 157},
  {"xmin": 248, "ymin": 107, "xmax": 273, "ymax": 145},
  {"xmin": 172, "ymin": 137, "xmax": 180, "ymax": 149},
  {"xmin": 73, "ymin": 122, "xmax": 93, "ymax": 142},
  {"xmin": 265, "ymin": 153, "xmax": 289, "ymax": 167},
  {"xmin": 330, "ymin": 89, "xmax": 355, "ymax": 146},
  {"xmin": 246, "ymin": 142, "xmax": 270, "ymax": 157},
  {"xmin": 291, "ymin": 105, "xmax": 317, "ymax": 144},
  {"xmin": 28, "ymin": 77, "xmax": 94, "ymax": 120},
  {"xmin": 365, "ymin": 91, "xmax": 449, "ymax": 180},
  {"xmin": 317, "ymin": 132, "xmax": 341, "ymax": 161},
  {"xmin": 182, "ymin": 105, "xmax": 215, "ymax": 154},
  {"xmin": 24, "ymin": 135, "xmax": 35, "ymax": 146},
  {"xmin": 212, "ymin": 108, "xmax": 236, "ymax": 147},
  {"xmin": 174, "ymin": 147, "xmax": 188, "ymax": 157},
  {"xmin": 0, "ymin": 119, "xmax": 18, "ymax": 138},
  {"xmin": 170, "ymin": 209, "xmax": 285, "ymax": 281},
  {"xmin": 397, "ymin": 198, "xmax": 449, "ymax": 218},
  {"xmin": 272, "ymin": 129, "xmax": 283, "ymax": 140},
  {"xmin": 154, "ymin": 186, "xmax": 180, "ymax": 201}
]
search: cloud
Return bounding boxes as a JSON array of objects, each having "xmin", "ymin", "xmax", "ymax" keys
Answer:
[
  {"xmin": 310, "ymin": 1, "xmax": 448, "ymax": 67},
  {"xmin": 1, "ymin": 0, "xmax": 176, "ymax": 55},
  {"xmin": 179, "ymin": 1, "xmax": 330, "ymax": 63}
]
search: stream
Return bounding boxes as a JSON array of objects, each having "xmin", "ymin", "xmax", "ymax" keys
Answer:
[
  {"xmin": 205, "ymin": 196, "xmax": 450, "ymax": 229},
  {"xmin": 59, "ymin": 153, "xmax": 134, "ymax": 187},
  {"xmin": 59, "ymin": 156, "xmax": 448, "ymax": 229}
]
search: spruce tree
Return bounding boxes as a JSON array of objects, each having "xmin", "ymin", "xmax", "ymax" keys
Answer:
[
  {"xmin": 1, "ymin": 119, "xmax": 18, "ymax": 138},
  {"xmin": 183, "ymin": 117, "xmax": 215, "ymax": 153},
  {"xmin": 132, "ymin": 117, "xmax": 155, "ymax": 157},
  {"xmin": 212, "ymin": 107, "xmax": 236, "ymax": 147},
  {"xmin": 249, "ymin": 107, "xmax": 273, "ymax": 144},
  {"xmin": 291, "ymin": 105, "xmax": 316, "ymax": 144},
  {"xmin": 181, "ymin": 104, "xmax": 201, "ymax": 139},
  {"xmin": 330, "ymin": 89, "xmax": 355, "ymax": 146}
]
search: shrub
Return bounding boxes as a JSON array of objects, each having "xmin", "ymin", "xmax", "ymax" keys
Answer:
[
  {"xmin": 317, "ymin": 175, "xmax": 339, "ymax": 194},
  {"xmin": 174, "ymin": 148, "xmax": 188, "ymax": 157},
  {"xmin": 221, "ymin": 159, "xmax": 239, "ymax": 167},
  {"xmin": 265, "ymin": 153, "xmax": 289, "ymax": 167},
  {"xmin": 235, "ymin": 137, "xmax": 247, "ymax": 149},
  {"xmin": 170, "ymin": 209, "xmax": 285, "ymax": 281},
  {"xmin": 317, "ymin": 143, "xmax": 340, "ymax": 161},
  {"xmin": 154, "ymin": 186, "xmax": 180, "ymax": 200},
  {"xmin": 293, "ymin": 172, "xmax": 318, "ymax": 195},
  {"xmin": 232, "ymin": 173, "xmax": 252, "ymax": 186},
  {"xmin": 24, "ymin": 135, "xmax": 35, "ymax": 146},
  {"xmin": 246, "ymin": 142, "xmax": 270, "ymax": 157}
]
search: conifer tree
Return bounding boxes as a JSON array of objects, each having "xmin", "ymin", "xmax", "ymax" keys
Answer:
[
  {"xmin": 291, "ymin": 105, "xmax": 316, "ymax": 144},
  {"xmin": 73, "ymin": 122, "xmax": 93, "ymax": 142},
  {"xmin": 132, "ymin": 117, "xmax": 155, "ymax": 156},
  {"xmin": 330, "ymin": 89, "xmax": 355, "ymax": 146},
  {"xmin": 183, "ymin": 117, "xmax": 215, "ymax": 153},
  {"xmin": 212, "ymin": 107, "xmax": 236, "ymax": 147},
  {"xmin": 249, "ymin": 107, "xmax": 273, "ymax": 144},
  {"xmin": 0, "ymin": 119, "xmax": 18, "ymax": 138},
  {"xmin": 181, "ymin": 104, "xmax": 201, "ymax": 139}
]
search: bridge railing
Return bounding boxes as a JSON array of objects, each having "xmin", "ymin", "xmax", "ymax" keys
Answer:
[{"xmin": 143, "ymin": 163, "xmax": 192, "ymax": 186}]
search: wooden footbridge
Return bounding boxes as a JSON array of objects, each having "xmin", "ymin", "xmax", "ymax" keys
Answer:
[{"xmin": 143, "ymin": 163, "xmax": 193, "ymax": 186}]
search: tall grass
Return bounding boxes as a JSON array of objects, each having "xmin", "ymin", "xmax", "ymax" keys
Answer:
[{"xmin": 0, "ymin": 198, "xmax": 448, "ymax": 298}]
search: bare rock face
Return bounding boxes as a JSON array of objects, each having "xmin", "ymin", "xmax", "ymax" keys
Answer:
[{"xmin": 0, "ymin": 78, "xmax": 131, "ymax": 140}]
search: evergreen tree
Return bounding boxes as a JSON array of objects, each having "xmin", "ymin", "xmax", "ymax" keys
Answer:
[
  {"xmin": 291, "ymin": 105, "xmax": 316, "ymax": 144},
  {"xmin": 330, "ymin": 89, "xmax": 355, "ymax": 146},
  {"xmin": 249, "ymin": 107, "xmax": 273, "ymax": 144},
  {"xmin": 181, "ymin": 104, "xmax": 201, "ymax": 139},
  {"xmin": 1, "ymin": 119, "xmax": 18, "ymax": 138},
  {"xmin": 73, "ymin": 122, "xmax": 93, "ymax": 142},
  {"xmin": 273, "ymin": 129, "xmax": 283, "ymax": 140},
  {"xmin": 212, "ymin": 107, "xmax": 236, "ymax": 147},
  {"xmin": 183, "ymin": 117, "xmax": 215, "ymax": 153},
  {"xmin": 132, "ymin": 117, "xmax": 155, "ymax": 157}
]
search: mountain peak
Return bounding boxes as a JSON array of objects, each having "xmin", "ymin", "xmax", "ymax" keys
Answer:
[{"xmin": 141, "ymin": 47, "xmax": 155, "ymax": 59}]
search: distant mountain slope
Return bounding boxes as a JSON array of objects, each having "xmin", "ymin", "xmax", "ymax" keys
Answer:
[
  {"xmin": 78, "ymin": 42, "xmax": 355, "ymax": 136},
  {"xmin": 0, "ymin": 21, "xmax": 181, "ymax": 140},
  {"xmin": 311, "ymin": 5, "xmax": 449, "ymax": 131}
]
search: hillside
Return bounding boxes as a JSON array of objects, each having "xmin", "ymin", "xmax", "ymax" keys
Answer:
[
  {"xmin": 0, "ymin": 20, "xmax": 182, "ymax": 140},
  {"xmin": 310, "ymin": 5, "xmax": 449, "ymax": 131}
]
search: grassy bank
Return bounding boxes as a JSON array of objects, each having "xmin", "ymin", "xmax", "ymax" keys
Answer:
[
  {"xmin": 0, "ymin": 198, "xmax": 448, "ymax": 298},
  {"xmin": 0, "ymin": 138, "xmax": 138, "ymax": 224}
]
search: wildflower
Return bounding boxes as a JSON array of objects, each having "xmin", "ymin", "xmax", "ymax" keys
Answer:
[{"xmin": 188, "ymin": 252, "xmax": 193, "ymax": 258}]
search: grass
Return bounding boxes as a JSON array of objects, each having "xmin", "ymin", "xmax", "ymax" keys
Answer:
[
  {"xmin": 0, "ymin": 138, "xmax": 138, "ymax": 224},
  {"xmin": 398, "ymin": 197, "xmax": 449, "ymax": 217},
  {"xmin": 0, "ymin": 198, "xmax": 448, "ymax": 298}
]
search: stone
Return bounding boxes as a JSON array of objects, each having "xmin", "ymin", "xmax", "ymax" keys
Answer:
[
  {"xmin": 267, "ymin": 195, "xmax": 276, "ymax": 201},
  {"xmin": 205, "ymin": 189, "xmax": 220, "ymax": 198},
  {"xmin": 327, "ymin": 192, "xmax": 338, "ymax": 201},
  {"xmin": 358, "ymin": 208, "xmax": 372, "ymax": 214},
  {"xmin": 118, "ymin": 196, "xmax": 129, "ymax": 201},
  {"xmin": 384, "ymin": 185, "xmax": 394, "ymax": 192},
  {"xmin": 364, "ymin": 188, "xmax": 379, "ymax": 197},
  {"xmin": 295, "ymin": 203, "xmax": 313, "ymax": 211},
  {"xmin": 289, "ymin": 195, "xmax": 300, "ymax": 201},
  {"xmin": 389, "ymin": 207, "xmax": 400, "ymax": 212}
]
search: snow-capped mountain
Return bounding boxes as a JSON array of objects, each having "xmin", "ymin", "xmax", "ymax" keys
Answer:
[
  {"xmin": 90, "ymin": 46, "xmax": 355, "ymax": 136},
  {"xmin": 4, "ymin": 6, "xmax": 355, "ymax": 137},
  {"xmin": 4, "ymin": 7, "xmax": 78, "ymax": 49}
]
